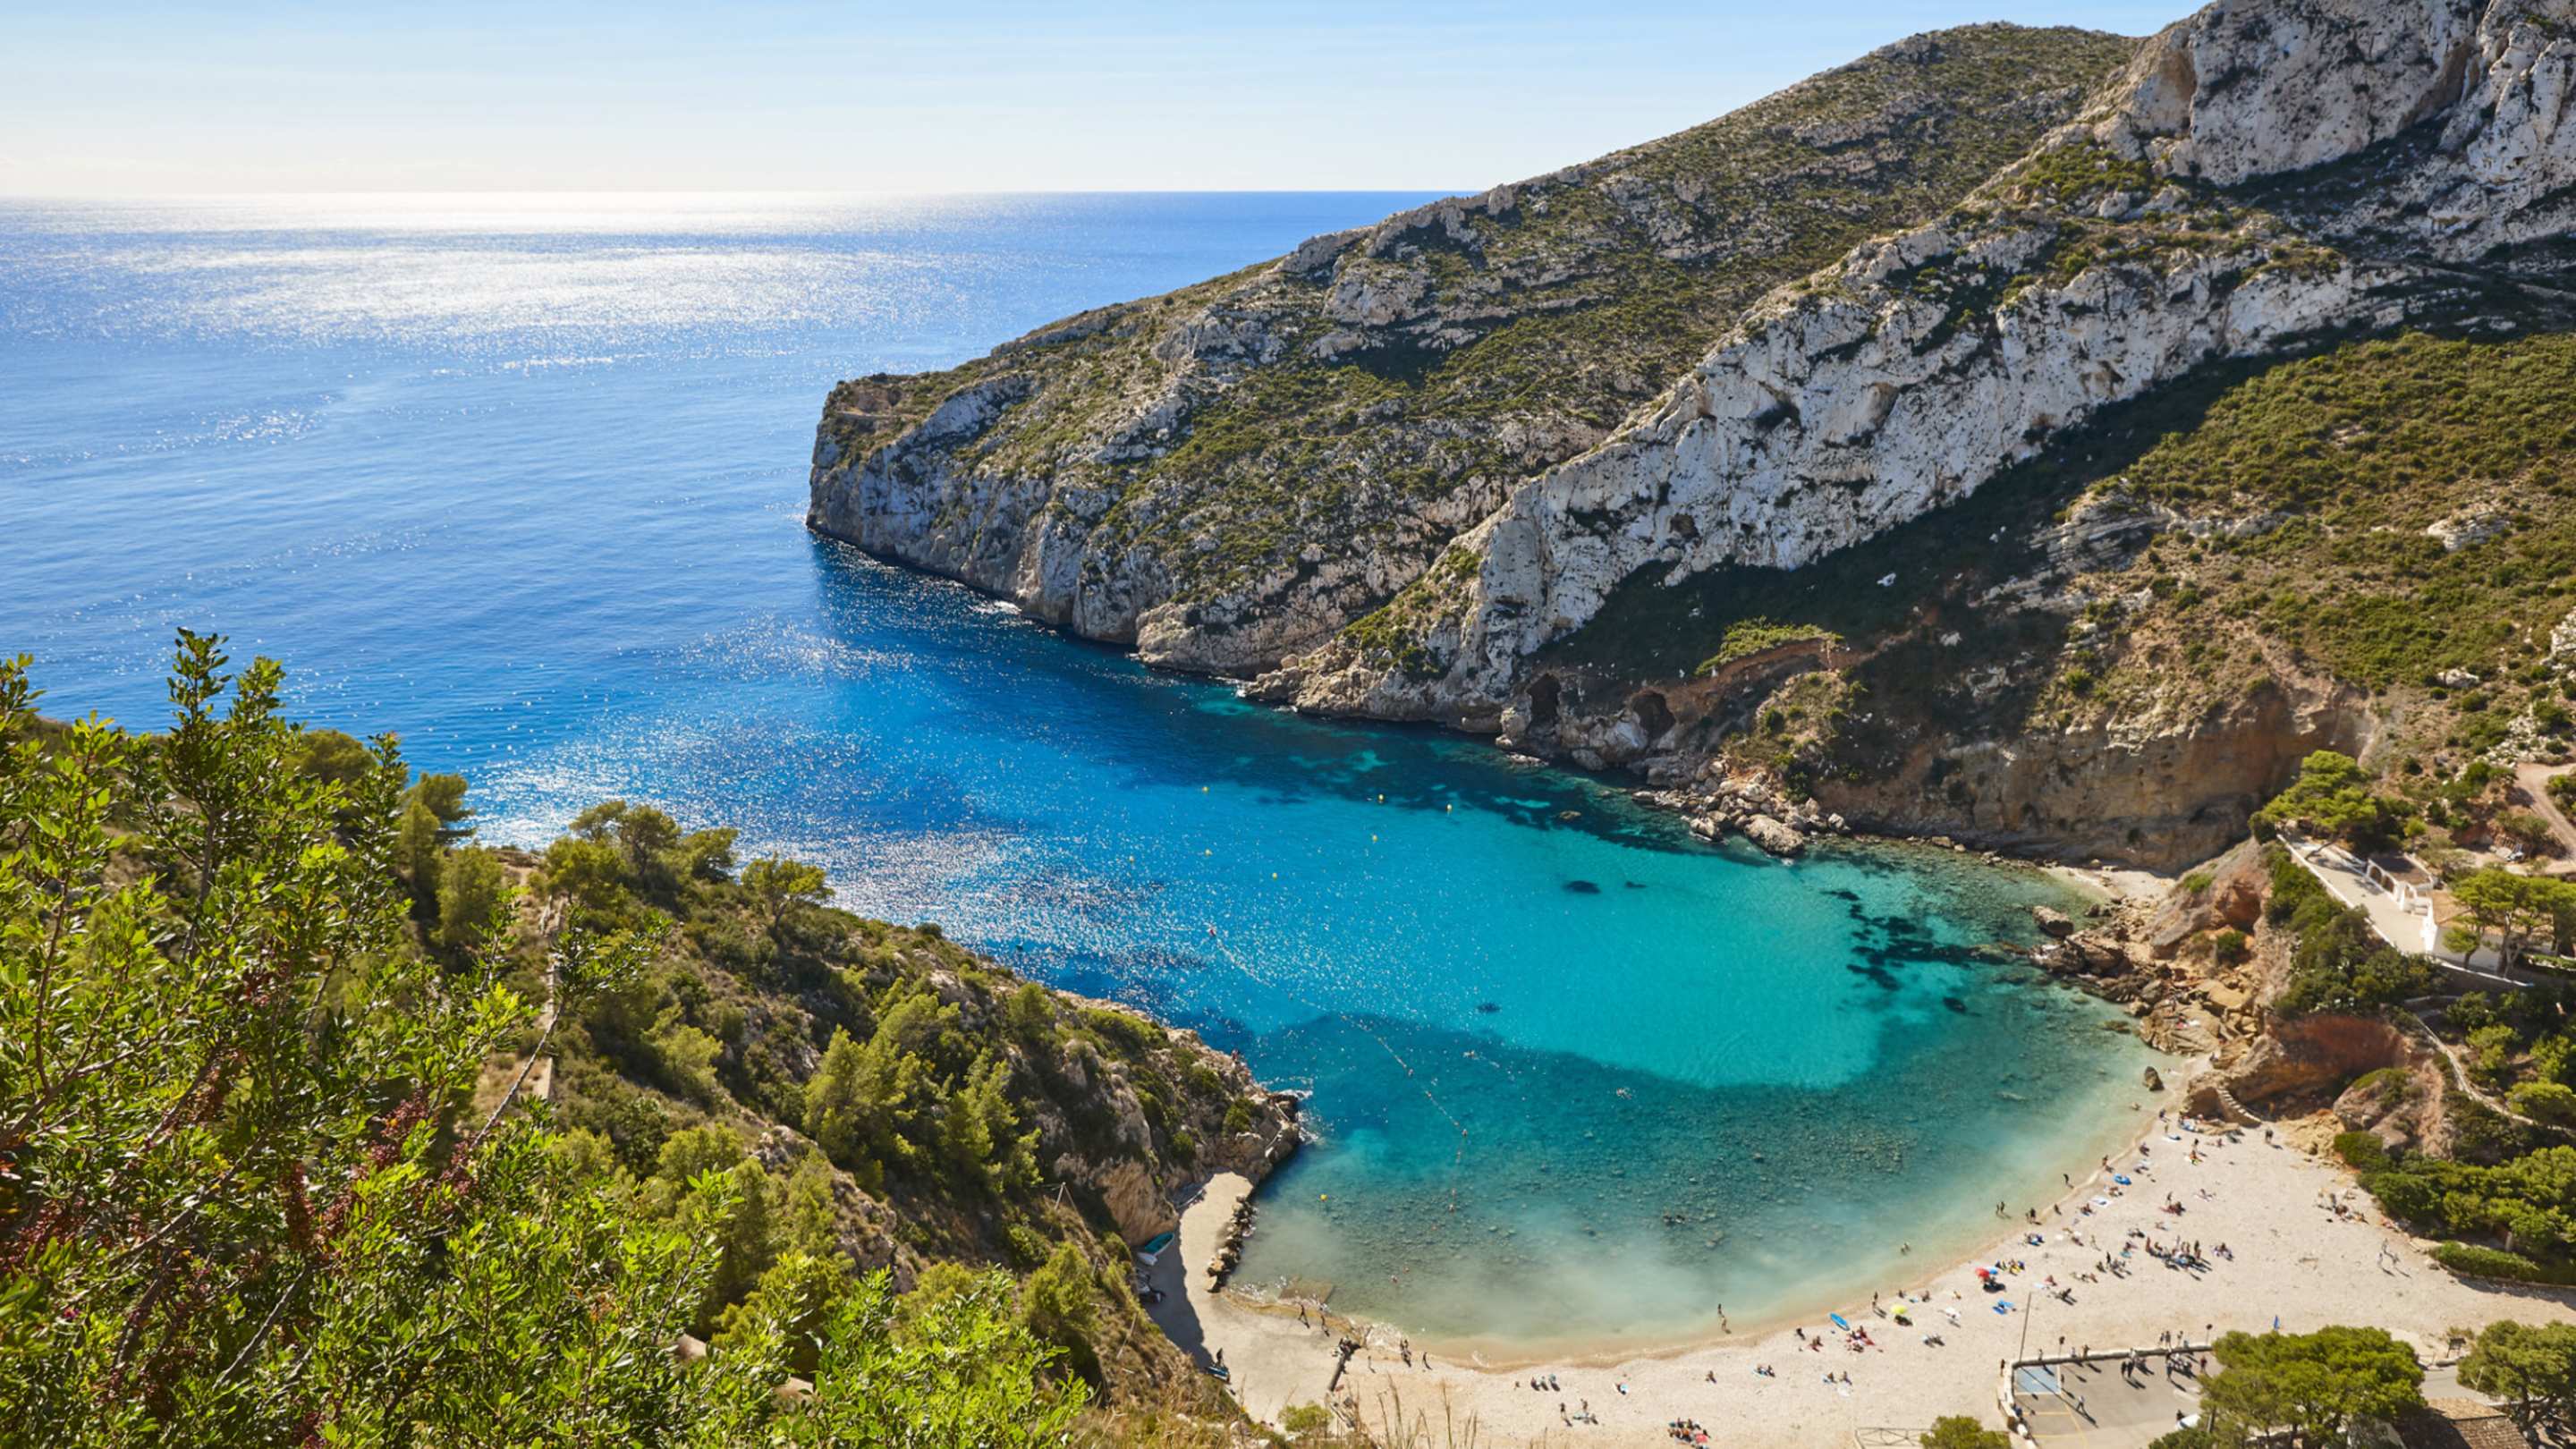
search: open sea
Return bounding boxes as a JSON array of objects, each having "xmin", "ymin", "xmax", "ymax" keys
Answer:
[{"xmin": 0, "ymin": 192, "xmax": 2153, "ymax": 1355}]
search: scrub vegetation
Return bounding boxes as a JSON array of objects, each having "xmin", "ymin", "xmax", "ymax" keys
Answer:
[{"xmin": 0, "ymin": 639, "xmax": 1284, "ymax": 1445}]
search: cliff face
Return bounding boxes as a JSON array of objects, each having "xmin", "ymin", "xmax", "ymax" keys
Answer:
[
  {"xmin": 1263, "ymin": 0, "xmax": 2576, "ymax": 726},
  {"xmin": 815, "ymin": 0, "xmax": 2576, "ymax": 868},
  {"xmin": 808, "ymin": 26, "xmax": 2140, "ymax": 673}
]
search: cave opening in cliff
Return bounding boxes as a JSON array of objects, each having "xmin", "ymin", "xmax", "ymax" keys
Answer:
[
  {"xmin": 1631, "ymin": 690, "xmax": 1675, "ymax": 741},
  {"xmin": 1529, "ymin": 674, "xmax": 1562, "ymax": 730}
]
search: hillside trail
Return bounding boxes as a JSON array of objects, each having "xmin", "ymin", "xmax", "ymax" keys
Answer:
[
  {"xmin": 2512, "ymin": 762, "xmax": 2576, "ymax": 861},
  {"xmin": 467, "ymin": 877, "xmax": 569, "ymax": 1130},
  {"xmin": 2386, "ymin": 1006, "xmax": 2576, "ymax": 1144}
]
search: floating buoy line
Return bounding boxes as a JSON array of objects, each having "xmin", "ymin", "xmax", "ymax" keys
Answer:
[{"xmin": 1200, "ymin": 921, "xmax": 1470, "ymax": 1216}]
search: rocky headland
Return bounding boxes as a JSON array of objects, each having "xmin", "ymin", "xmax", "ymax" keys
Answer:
[{"xmin": 813, "ymin": 0, "xmax": 2576, "ymax": 875}]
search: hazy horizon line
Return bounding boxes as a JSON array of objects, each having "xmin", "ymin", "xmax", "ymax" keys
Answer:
[{"xmin": 0, "ymin": 186, "xmax": 1468, "ymax": 201}]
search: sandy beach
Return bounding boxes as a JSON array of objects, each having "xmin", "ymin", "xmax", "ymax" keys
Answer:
[
  {"xmin": 1163, "ymin": 1106, "xmax": 2576, "ymax": 1446},
  {"xmin": 2040, "ymin": 860, "xmax": 2173, "ymax": 907}
]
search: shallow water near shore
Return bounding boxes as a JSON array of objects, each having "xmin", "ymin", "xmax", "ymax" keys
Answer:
[{"xmin": 1, "ymin": 193, "xmax": 2154, "ymax": 1352}]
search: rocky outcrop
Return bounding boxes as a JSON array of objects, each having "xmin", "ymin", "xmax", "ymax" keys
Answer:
[
  {"xmin": 2143, "ymin": 839, "xmax": 2270, "ymax": 957},
  {"xmin": 1820, "ymin": 674, "xmax": 2375, "ymax": 870},
  {"xmin": 1271, "ymin": 248, "xmax": 2401, "ymax": 723},
  {"xmin": 1266, "ymin": 0, "xmax": 2576, "ymax": 727},
  {"xmin": 2200, "ymin": 1013, "xmax": 2416, "ymax": 1110},
  {"xmin": 809, "ymin": 28, "xmax": 2141, "ymax": 674},
  {"xmin": 1741, "ymin": 814, "xmax": 1810, "ymax": 859},
  {"xmin": 812, "ymin": 0, "xmax": 2576, "ymax": 872},
  {"xmin": 2333, "ymin": 1065, "xmax": 2445, "ymax": 1154},
  {"xmin": 1033, "ymin": 1008, "xmax": 1304, "ymax": 1246}
]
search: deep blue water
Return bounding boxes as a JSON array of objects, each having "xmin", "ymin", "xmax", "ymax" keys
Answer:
[{"xmin": 0, "ymin": 193, "xmax": 2150, "ymax": 1352}]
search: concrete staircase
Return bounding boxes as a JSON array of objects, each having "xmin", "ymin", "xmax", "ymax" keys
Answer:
[{"xmin": 2210, "ymin": 1081, "xmax": 2263, "ymax": 1127}]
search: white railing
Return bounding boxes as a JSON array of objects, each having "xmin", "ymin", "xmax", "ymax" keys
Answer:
[{"xmin": 2280, "ymin": 829, "xmax": 2510, "ymax": 976}]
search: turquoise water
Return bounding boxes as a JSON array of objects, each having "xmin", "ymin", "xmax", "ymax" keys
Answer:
[{"xmin": 0, "ymin": 194, "xmax": 2151, "ymax": 1352}]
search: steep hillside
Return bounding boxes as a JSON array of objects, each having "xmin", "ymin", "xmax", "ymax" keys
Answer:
[
  {"xmin": 1483, "ymin": 328, "xmax": 2576, "ymax": 867},
  {"xmin": 521, "ymin": 798, "xmax": 1301, "ymax": 1409},
  {"xmin": 813, "ymin": 0, "xmax": 2576, "ymax": 872},
  {"xmin": 808, "ymin": 25, "xmax": 2139, "ymax": 673},
  {"xmin": 0, "ymin": 643, "xmax": 1298, "ymax": 1442},
  {"xmin": 1252, "ymin": 0, "xmax": 2576, "ymax": 866},
  {"xmin": 1267, "ymin": 0, "xmax": 2576, "ymax": 732}
]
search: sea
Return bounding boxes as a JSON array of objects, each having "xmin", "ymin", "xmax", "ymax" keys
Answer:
[{"xmin": 0, "ymin": 192, "xmax": 2153, "ymax": 1355}]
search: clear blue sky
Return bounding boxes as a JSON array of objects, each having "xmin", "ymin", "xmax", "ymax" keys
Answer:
[{"xmin": 5, "ymin": 1, "xmax": 2182, "ymax": 195}]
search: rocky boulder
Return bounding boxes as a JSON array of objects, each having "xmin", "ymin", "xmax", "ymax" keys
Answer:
[
  {"xmin": 1742, "ymin": 814, "xmax": 1809, "ymax": 859},
  {"xmin": 2211, "ymin": 1013, "xmax": 2413, "ymax": 1113},
  {"xmin": 2144, "ymin": 839, "xmax": 2269, "ymax": 958},
  {"xmin": 2330, "ymin": 1064, "xmax": 2466, "ymax": 1157}
]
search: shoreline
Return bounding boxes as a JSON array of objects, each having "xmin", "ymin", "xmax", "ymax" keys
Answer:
[
  {"xmin": 1178, "ymin": 1064, "xmax": 2576, "ymax": 1445},
  {"xmin": 1216, "ymin": 1069, "xmax": 2181, "ymax": 1375},
  {"xmin": 1183, "ymin": 837, "xmax": 2193, "ymax": 1381},
  {"xmin": 830, "ymin": 540, "xmax": 2207, "ymax": 897}
]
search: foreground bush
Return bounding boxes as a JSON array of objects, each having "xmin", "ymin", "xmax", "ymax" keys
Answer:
[{"xmin": 0, "ymin": 640, "xmax": 1081, "ymax": 1445}]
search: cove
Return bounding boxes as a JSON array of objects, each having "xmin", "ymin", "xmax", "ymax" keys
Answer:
[{"xmin": 0, "ymin": 194, "xmax": 2154, "ymax": 1354}]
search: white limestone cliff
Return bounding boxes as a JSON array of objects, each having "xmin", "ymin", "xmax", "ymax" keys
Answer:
[{"xmin": 1259, "ymin": 0, "xmax": 2576, "ymax": 724}]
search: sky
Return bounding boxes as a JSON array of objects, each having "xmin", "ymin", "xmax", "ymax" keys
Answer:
[{"xmin": 4, "ymin": 0, "xmax": 2183, "ymax": 195}]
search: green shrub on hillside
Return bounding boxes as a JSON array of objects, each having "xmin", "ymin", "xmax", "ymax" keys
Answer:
[
  {"xmin": 1695, "ymin": 618, "xmax": 1840, "ymax": 675},
  {"xmin": 0, "ymin": 641, "xmax": 1089, "ymax": 1444},
  {"xmin": 2335, "ymin": 1131, "xmax": 2395, "ymax": 1173},
  {"xmin": 2260, "ymin": 845, "xmax": 2435, "ymax": 1014},
  {"xmin": 2513, "ymin": 1080, "xmax": 2576, "ymax": 1126},
  {"xmin": 2358, "ymin": 1143, "xmax": 2576, "ymax": 1272},
  {"xmin": 2434, "ymin": 1242, "xmax": 2555, "ymax": 1282},
  {"xmin": 2254, "ymin": 750, "xmax": 2412, "ymax": 852}
]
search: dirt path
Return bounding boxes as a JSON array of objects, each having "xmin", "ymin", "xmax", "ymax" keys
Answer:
[
  {"xmin": 469, "ymin": 888, "xmax": 567, "ymax": 1122},
  {"xmin": 2513, "ymin": 762, "xmax": 2576, "ymax": 860},
  {"xmin": 2386, "ymin": 1007, "xmax": 2576, "ymax": 1142}
]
